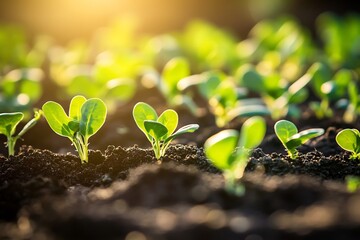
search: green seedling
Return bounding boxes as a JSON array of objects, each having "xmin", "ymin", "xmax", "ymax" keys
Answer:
[
  {"xmin": 133, "ymin": 102, "xmax": 199, "ymax": 161},
  {"xmin": 204, "ymin": 116, "xmax": 266, "ymax": 195},
  {"xmin": 336, "ymin": 128, "xmax": 360, "ymax": 160},
  {"xmin": 346, "ymin": 176, "xmax": 360, "ymax": 193},
  {"xmin": 0, "ymin": 68, "xmax": 44, "ymax": 114},
  {"xmin": 42, "ymin": 95, "xmax": 107, "ymax": 163},
  {"xmin": 342, "ymin": 80, "xmax": 360, "ymax": 123},
  {"xmin": 141, "ymin": 57, "xmax": 200, "ymax": 116},
  {"xmin": 236, "ymin": 64, "xmax": 311, "ymax": 120},
  {"xmin": 0, "ymin": 110, "xmax": 42, "ymax": 156},
  {"xmin": 179, "ymin": 70, "xmax": 269, "ymax": 127},
  {"xmin": 274, "ymin": 120, "xmax": 324, "ymax": 159}
]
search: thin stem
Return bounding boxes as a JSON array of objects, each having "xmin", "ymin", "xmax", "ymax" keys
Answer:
[
  {"xmin": 73, "ymin": 133, "xmax": 88, "ymax": 163},
  {"xmin": 288, "ymin": 148, "xmax": 298, "ymax": 159},
  {"xmin": 7, "ymin": 136, "xmax": 17, "ymax": 156}
]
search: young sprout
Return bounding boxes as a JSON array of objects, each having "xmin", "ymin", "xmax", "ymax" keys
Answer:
[
  {"xmin": 336, "ymin": 128, "xmax": 360, "ymax": 160},
  {"xmin": 42, "ymin": 95, "xmax": 107, "ymax": 163},
  {"xmin": 274, "ymin": 120, "xmax": 324, "ymax": 159},
  {"xmin": 133, "ymin": 102, "xmax": 199, "ymax": 162},
  {"xmin": 204, "ymin": 116, "xmax": 266, "ymax": 195},
  {"xmin": 0, "ymin": 110, "xmax": 42, "ymax": 156}
]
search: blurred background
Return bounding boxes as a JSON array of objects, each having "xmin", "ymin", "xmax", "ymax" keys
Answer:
[
  {"xmin": 1, "ymin": 0, "xmax": 360, "ymax": 153},
  {"xmin": 0, "ymin": 0, "xmax": 358, "ymax": 43}
]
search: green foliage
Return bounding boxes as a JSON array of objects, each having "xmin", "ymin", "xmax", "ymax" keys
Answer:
[
  {"xmin": 51, "ymin": 53, "xmax": 137, "ymax": 112},
  {"xmin": 317, "ymin": 13, "xmax": 360, "ymax": 68},
  {"xmin": 0, "ymin": 110, "xmax": 42, "ymax": 156},
  {"xmin": 342, "ymin": 80, "xmax": 360, "ymax": 123},
  {"xmin": 346, "ymin": 176, "xmax": 360, "ymax": 192},
  {"xmin": 236, "ymin": 65, "xmax": 312, "ymax": 120},
  {"xmin": 274, "ymin": 120, "xmax": 324, "ymax": 159},
  {"xmin": 42, "ymin": 95, "xmax": 107, "ymax": 163},
  {"xmin": 181, "ymin": 20, "xmax": 239, "ymax": 71},
  {"xmin": 180, "ymin": 70, "xmax": 269, "ymax": 127},
  {"xmin": 336, "ymin": 128, "xmax": 360, "ymax": 159},
  {"xmin": 142, "ymin": 57, "xmax": 201, "ymax": 116},
  {"xmin": 133, "ymin": 102, "xmax": 199, "ymax": 161},
  {"xmin": 0, "ymin": 68, "xmax": 44, "ymax": 114},
  {"xmin": 204, "ymin": 116, "xmax": 266, "ymax": 195}
]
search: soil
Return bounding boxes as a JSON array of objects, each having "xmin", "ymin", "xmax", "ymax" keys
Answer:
[{"xmin": 1, "ymin": 90, "xmax": 360, "ymax": 239}]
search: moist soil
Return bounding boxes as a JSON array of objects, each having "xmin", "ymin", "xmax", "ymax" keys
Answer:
[{"xmin": 1, "ymin": 95, "xmax": 360, "ymax": 239}]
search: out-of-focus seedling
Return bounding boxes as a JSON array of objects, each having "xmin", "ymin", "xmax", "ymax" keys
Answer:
[
  {"xmin": 236, "ymin": 64, "xmax": 311, "ymax": 120},
  {"xmin": 336, "ymin": 128, "xmax": 360, "ymax": 160},
  {"xmin": 346, "ymin": 176, "xmax": 360, "ymax": 193},
  {"xmin": 0, "ymin": 68, "xmax": 44, "ymax": 114},
  {"xmin": 274, "ymin": 120, "xmax": 324, "ymax": 159},
  {"xmin": 179, "ymin": 70, "xmax": 269, "ymax": 127},
  {"xmin": 0, "ymin": 110, "xmax": 42, "ymax": 156},
  {"xmin": 141, "ymin": 57, "xmax": 200, "ymax": 116},
  {"xmin": 342, "ymin": 81, "xmax": 360, "ymax": 123},
  {"xmin": 133, "ymin": 102, "xmax": 199, "ymax": 161},
  {"xmin": 42, "ymin": 95, "xmax": 107, "ymax": 163},
  {"xmin": 204, "ymin": 116, "xmax": 266, "ymax": 195}
]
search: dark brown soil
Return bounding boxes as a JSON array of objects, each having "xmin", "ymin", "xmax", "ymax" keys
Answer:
[
  {"xmin": 1, "ymin": 129, "xmax": 360, "ymax": 240},
  {"xmin": 1, "ymin": 90, "xmax": 360, "ymax": 239}
]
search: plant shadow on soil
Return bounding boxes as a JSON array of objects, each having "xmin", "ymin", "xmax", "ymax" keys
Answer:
[{"xmin": 1, "ymin": 90, "xmax": 360, "ymax": 239}]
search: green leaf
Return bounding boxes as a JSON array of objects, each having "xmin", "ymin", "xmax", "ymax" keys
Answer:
[
  {"xmin": 168, "ymin": 124, "xmax": 199, "ymax": 140},
  {"xmin": 133, "ymin": 102, "xmax": 158, "ymax": 135},
  {"xmin": 336, "ymin": 129, "xmax": 359, "ymax": 152},
  {"xmin": 0, "ymin": 112, "xmax": 24, "ymax": 137},
  {"xmin": 144, "ymin": 120, "xmax": 168, "ymax": 139},
  {"xmin": 69, "ymin": 95, "xmax": 87, "ymax": 120},
  {"xmin": 79, "ymin": 98, "xmax": 107, "ymax": 139},
  {"xmin": 236, "ymin": 64, "xmax": 264, "ymax": 93},
  {"xmin": 274, "ymin": 120, "xmax": 298, "ymax": 145},
  {"xmin": 106, "ymin": 78, "xmax": 136, "ymax": 101},
  {"xmin": 157, "ymin": 109, "xmax": 178, "ymax": 138},
  {"xmin": 162, "ymin": 57, "xmax": 190, "ymax": 93},
  {"xmin": 238, "ymin": 116, "xmax": 266, "ymax": 149},
  {"xmin": 289, "ymin": 128, "xmax": 324, "ymax": 144},
  {"xmin": 204, "ymin": 129, "xmax": 238, "ymax": 170},
  {"xmin": 285, "ymin": 138, "xmax": 302, "ymax": 150},
  {"xmin": 42, "ymin": 101, "xmax": 73, "ymax": 138}
]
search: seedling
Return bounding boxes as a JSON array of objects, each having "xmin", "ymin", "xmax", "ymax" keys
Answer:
[
  {"xmin": 42, "ymin": 95, "xmax": 107, "ymax": 163},
  {"xmin": 133, "ymin": 102, "xmax": 199, "ymax": 161},
  {"xmin": 346, "ymin": 176, "xmax": 360, "ymax": 193},
  {"xmin": 274, "ymin": 120, "xmax": 324, "ymax": 159},
  {"xmin": 204, "ymin": 116, "xmax": 266, "ymax": 195},
  {"xmin": 0, "ymin": 110, "xmax": 42, "ymax": 156},
  {"xmin": 336, "ymin": 128, "xmax": 360, "ymax": 159},
  {"xmin": 0, "ymin": 68, "xmax": 44, "ymax": 114},
  {"xmin": 236, "ymin": 65, "xmax": 312, "ymax": 120},
  {"xmin": 179, "ymin": 70, "xmax": 269, "ymax": 127}
]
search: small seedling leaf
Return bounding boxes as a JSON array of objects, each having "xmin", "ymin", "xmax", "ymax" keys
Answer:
[
  {"xmin": 336, "ymin": 129, "xmax": 359, "ymax": 152},
  {"xmin": 238, "ymin": 116, "xmax": 266, "ymax": 149},
  {"xmin": 69, "ymin": 95, "xmax": 87, "ymax": 120},
  {"xmin": 133, "ymin": 102, "xmax": 158, "ymax": 136},
  {"xmin": 289, "ymin": 128, "xmax": 325, "ymax": 144},
  {"xmin": 0, "ymin": 112, "xmax": 24, "ymax": 137},
  {"xmin": 80, "ymin": 98, "xmax": 107, "ymax": 139},
  {"xmin": 162, "ymin": 57, "xmax": 190, "ymax": 93},
  {"xmin": 42, "ymin": 101, "xmax": 73, "ymax": 138},
  {"xmin": 204, "ymin": 129, "xmax": 238, "ymax": 170},
  {"xmin": 158, "ymin": 109, "xmax": 178, "ymax": 138},
  {"xmin": 168, "ymin": 124, "xmax": 199, "ymax": 140},
  {"xmin": 274, "ymin": 120, "xmax": 298, "ymax": 144},
  {"xmin": 144, "ymin": 120, "xmax": 168, "ymax": 139},
  {"xmin": 285, "ymin": 138, "xmax": 302, "ymax": 150}
]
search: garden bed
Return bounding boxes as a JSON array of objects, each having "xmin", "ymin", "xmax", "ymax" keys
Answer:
[
  {"xmin": 1, "ymin": 109, "xmax": 360, "ymax": 239},
  {"xmin": 1, "ymin": 10, "xmax": 360, "ymax": 240}
]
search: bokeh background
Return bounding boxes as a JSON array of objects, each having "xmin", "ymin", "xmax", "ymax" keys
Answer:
[{"xmin": 0, "ymin": 0, "xmax": 358, "ymax": 43}]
